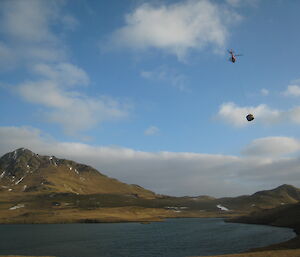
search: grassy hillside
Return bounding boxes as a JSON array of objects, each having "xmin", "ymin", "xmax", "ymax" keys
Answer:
[
  {"xmin": 217, "ymin": 184, "xmax": 300, "ymax": 211},
  {"xmin": 229, "ymin": 202, "xmax": 300, "ymax": 233},
  {"xmin": 0, "ymin": 148, "xmax": 155, "ymax": 198}
]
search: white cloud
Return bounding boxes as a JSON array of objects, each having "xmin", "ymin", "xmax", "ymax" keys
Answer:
[
  {"xmin": 260, "ymin": 88, "xmax": 269, "ymax": 96},
  {"xmin": 144, "ymin": 126, "xmax": 159, "ymax": 136},
  {"xmin": 17, "ymin": 80, "xmax": 71, "ymax": 108},
  {"xmin": 140, "ymin": 66, "xmax": 187, "ymax": 91},
  {"xmin": 0, "ymin": 0, "xmax": 66, "ymax": 67},
  {"xmin": 33, "ymin": 63, "xmax": 90, "ymax": 87},
  {"xmin": 217, "ymin": 102, "xmax": 300, "ymax": 127},
  {"xmin": 283, "ymin": 85, "xmax": 300, "ymax": 97},
  {"xmin": 1, "ymin": 126, "xmax": 300, "ymax": 197},
  {"xmin": 16, "ymin": 76, "xmax": 130, "ymax": 135},
  {"xmin": 242, "ymin": 137, "xmax": 300, "ymax": 157},
  {"xmin": 217, "ymin": 102, "xmax": 281, "ymax": 127},
  {"xmin": 0, "ymin": 0, "xmax": 59, "ymax": 43},
  {"xmin": 109, "ymin": 0, "xmax": 241, "ymax": 60}
]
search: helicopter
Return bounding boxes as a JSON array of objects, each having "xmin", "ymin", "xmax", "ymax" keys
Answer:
[{"xmin": 228, "ymin": 49, "xmax": 242, "ymax": 63}]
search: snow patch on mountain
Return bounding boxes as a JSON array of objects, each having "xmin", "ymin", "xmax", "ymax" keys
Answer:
[
  {"xmin": 217, "ymin": 204, "xmax": 229, "ymax": 211},
  {"xmin": 0, "ymin": 171, "xmax": 5, "ymax": 178},
  {"xmin": 9, "ymin": 204, "xmax": 25, "ymax": 210},
  {"xmin": 15, "ymin": 176, "xmax": 25, "ymax": 185}
]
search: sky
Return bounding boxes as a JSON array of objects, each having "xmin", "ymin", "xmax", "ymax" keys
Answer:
[{"xmin": 1, "ymin": 0, "xmax": 300, "ymax": 197}]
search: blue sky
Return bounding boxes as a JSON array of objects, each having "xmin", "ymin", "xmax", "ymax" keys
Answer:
[{"xmin": 2, "ymin": 0, "xmax": 300, "ymax": 196}]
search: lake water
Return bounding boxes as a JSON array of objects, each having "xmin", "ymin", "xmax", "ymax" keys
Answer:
[{"xmin": 0, "ymin": 218, "xmax": 295, "ymax": 257}]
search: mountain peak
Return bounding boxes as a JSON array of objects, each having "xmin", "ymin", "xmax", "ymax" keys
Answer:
[
  {"xmin": 272, "ymin": 184, "xmax": 300, "ymax": 197},
  {"xmin": 0, "ymin": 149, "xmax": 156, "ymax": 198},
  {"xmin": 6, "ymin": 148, "xmax": 34, "ymax": 159},
  {"xmin": 249, "ymin": 184, "xmax": 300, "ymax": 207},
  {"xmin": 276, "ymin": 184, "xmax": 296, "ymax": 190}
]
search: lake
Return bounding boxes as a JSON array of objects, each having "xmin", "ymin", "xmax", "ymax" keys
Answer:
[{"xmin": 0, "ymin": 218, "xmax": 295, "ymax": 257}]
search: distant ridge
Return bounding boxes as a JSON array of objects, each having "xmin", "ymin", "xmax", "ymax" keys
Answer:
[
  {"xmin": 215, "ymin": 184, "xmax": 300, "ymax": 211},
  {"xmin": 0, "ymin": 148, "xmax": 156, "ymax": 198},
  {"xmin": 1, "ymin": 148, "xmax": 300, "ymax": 212},
  {"xmin": 230, "ymin": 202, "xmax": 300, "ymax": 233}
]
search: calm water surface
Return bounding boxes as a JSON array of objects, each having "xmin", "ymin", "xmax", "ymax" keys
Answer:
[{"xmin": 0, "ymin": 218, "xmax": 295, "ymax": 257}]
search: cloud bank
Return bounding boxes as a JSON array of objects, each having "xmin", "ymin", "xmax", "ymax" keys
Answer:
[
  {"xmin": 242, "ymin": 137, "xmax": 300, "ymax": 157},
  {"xmin": 1, "ymin": 126, "xmax": 300, "ymax": 197}
]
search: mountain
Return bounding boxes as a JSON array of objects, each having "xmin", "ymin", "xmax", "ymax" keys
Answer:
[
  {"xmin": 0, "ymin": 148, "xmax": 180, "ymax": 224},
  {"xmin": 1, "ymin": 148, "xmax": 300, "ymax": 224},
  {"xmin": 216, "ymin": 184, "xmax": 300, "ymax": 211},
  {"xmin": 0, "ymin": 148, "xmax": 155, "ymax": 198},
  {"xmin": 230, "ymin": 202, "xmax": 300, "ymax": 233}
]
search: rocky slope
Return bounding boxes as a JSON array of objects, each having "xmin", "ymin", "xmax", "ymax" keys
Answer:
[{"xmin": 0, "ymin": 148, "xmax": 155, "ymax": 198}]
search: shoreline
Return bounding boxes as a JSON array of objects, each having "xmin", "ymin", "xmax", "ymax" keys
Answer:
[{"xmin": 225, "ymin": 221, "xmax": 300, "ymax": 254}]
